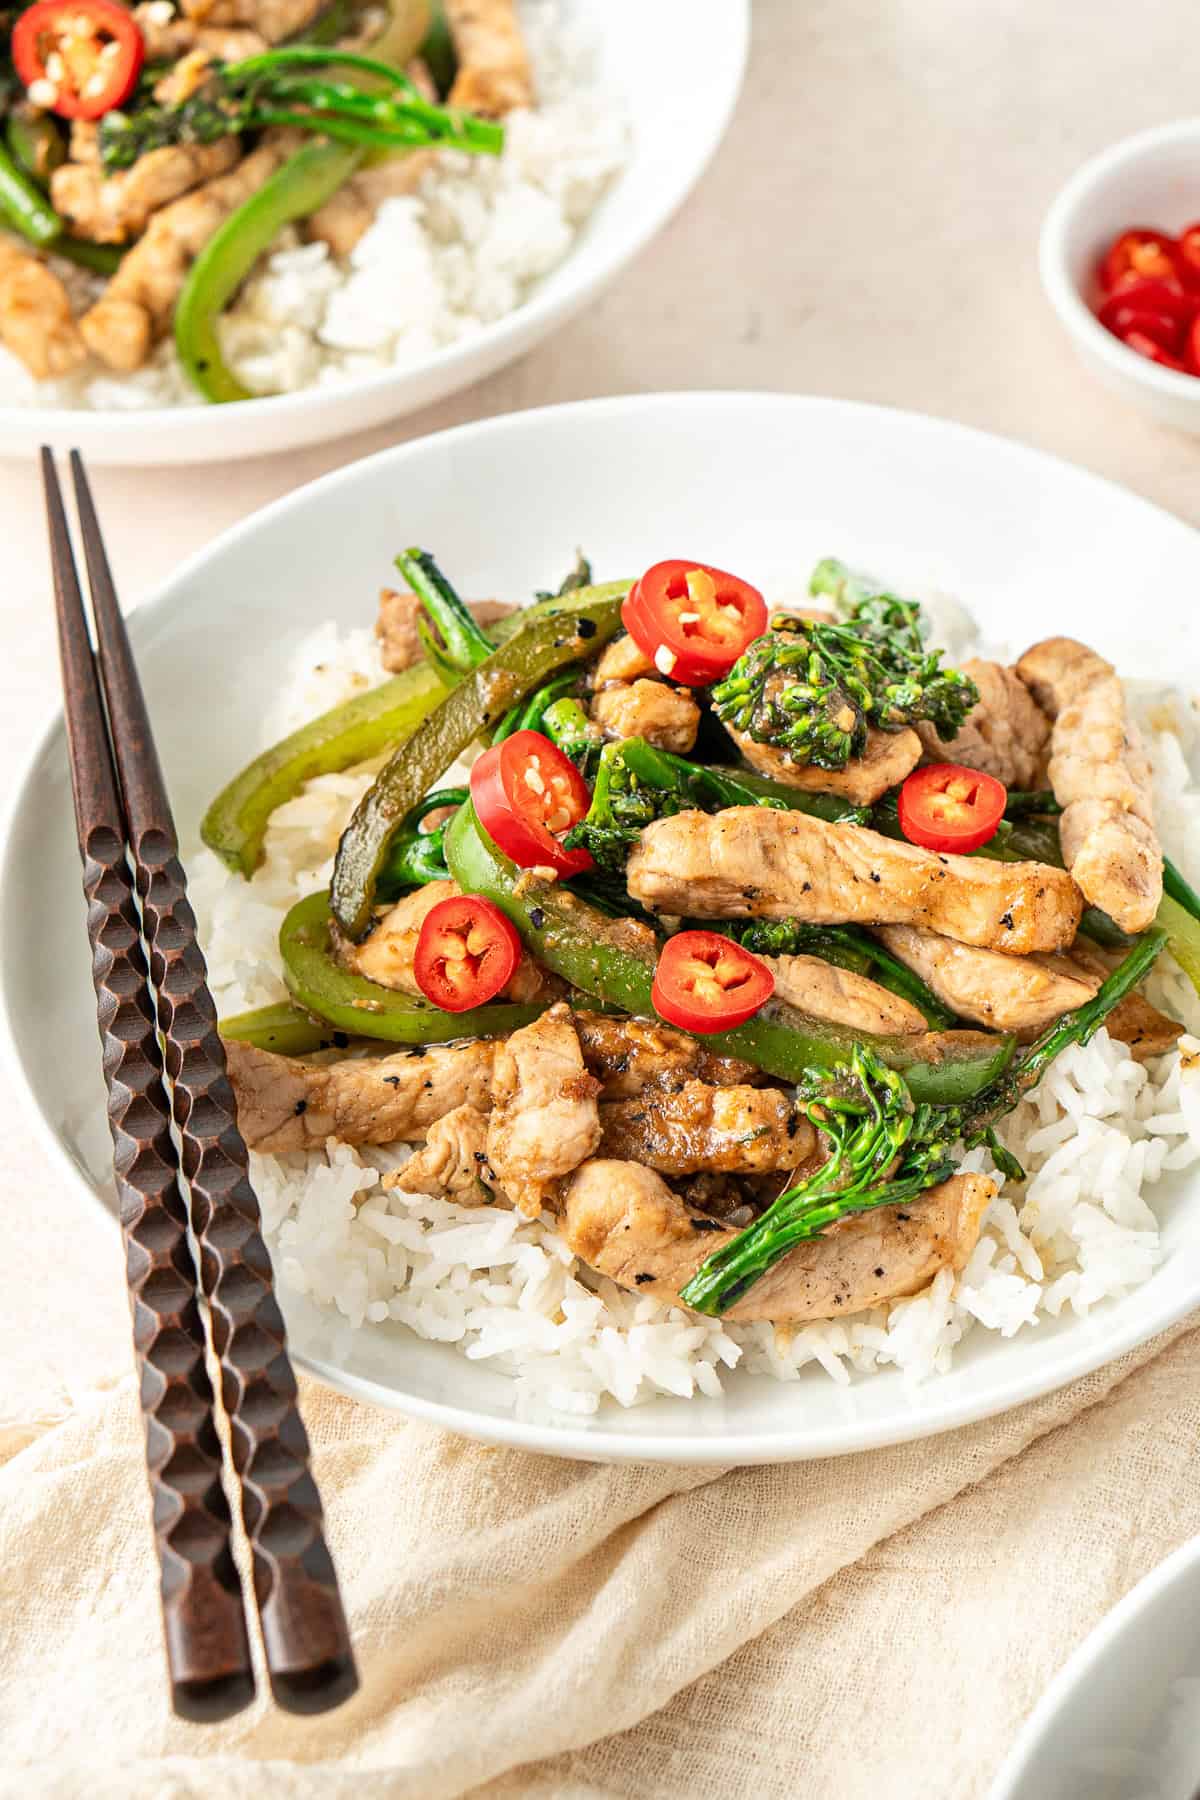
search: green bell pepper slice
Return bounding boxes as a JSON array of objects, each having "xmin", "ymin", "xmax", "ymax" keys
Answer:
[
  {"xmin": 279, "ymin": 889, "xmax": 546, "ymax": 1042},
  {"xmin": 445, "ymin": 802, "xmax": 1015, "ymax": 1104},
  {"xmin": 330, "ymin": 581, "xmax": 630, "ymax": 939},
  {"xmin": 202, "ymin": 658, "xmax": 448, "ymax": 876},
  {"xmin": 176, "ymin": 139, "xmax": 363, "ymax": 404},
  {"xmin": 220, "ymin": 998, "xmax": 345, "ymax": 1055}
]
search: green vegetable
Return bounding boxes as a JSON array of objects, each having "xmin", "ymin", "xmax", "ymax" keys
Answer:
[
  {"xmin": 561, "ymin": 736, "xmax": 865, "ymax": 874},
  {"xmin": 175, "ymin": 138, "xmax": 363, "ymax": 403},
  {"xmin": 279, "ymin": 889, "xmax": 544, "ymax": 1042},
  {"xmin": 712, "ymin": 562, "xmax": 978, "ymax": 772},
  {"xmin": 202, "ymin": 590, "xmax": 620, "ymax": 877},
  {"xmin": 727, "ymin": 919, "xmax": 957, "ymax": 1030},
  {"xmin": 445, "ymin": 801, "xmax": 1016, "ymax": 1103},
  {"xmin": 680, "ymin": 929, "xmax": 1168, "ymax": 1315},
  {"xmin": 417, "ymin": 0, "xmax": 456, "ymax": 95},
  {"xmin": 220, "ymin": 999, "xmax": 343, "ymax": 1055},
  {"xmin": 535, "ymin": 551, "xmax": 593, "ymax": 601},
  {"xmin": 330, "ymin": 582, "xmax": 630, "ymax": 939},
  {"xmin": 5, "ymin": 108, "xmax": 64, "ymax": 185},
  {"xmin": 47, "ymin": 235, "xmax": 122, "ymax": 274},
  {"xmin": 376, "ymin": 786, "xmax": 465, "ymax": 895},
  {"xmin": 99, "ymin": 46, "xmax": 502, "ymax": 172},
  {"xmin": 395, "ymin": 546, "xmax": 496, "ymax": 677},
  {"xmin": 202, "ymin": 657, "xmax": 447, "ymax": 876},
  {"xmin": 0, "ymin": 138, "xmax": 61, "ymax": 246}
]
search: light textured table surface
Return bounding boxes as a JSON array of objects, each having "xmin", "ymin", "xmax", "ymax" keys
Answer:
[{"xmin": 2, "ymin": 0, "xmax": 1200, "ymax": 1784}]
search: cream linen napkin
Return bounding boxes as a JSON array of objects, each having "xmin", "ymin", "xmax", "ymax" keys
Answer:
[{"xmin": 2, "ymin": 1312, "xmax": 1200, "ymax": 1800}]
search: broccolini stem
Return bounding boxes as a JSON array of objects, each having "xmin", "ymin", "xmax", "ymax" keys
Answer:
[
  {"xmin": 681, "ymin": 930, "xmax": 1169, "ymax": 1317},
  {"xmin": 395, "ymin": 548, "xmax": 496, "ymax": 676}
]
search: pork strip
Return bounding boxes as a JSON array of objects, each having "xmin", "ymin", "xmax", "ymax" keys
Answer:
[
  {"xmin": 375, "ymin": 588, "xmax": 515, "ymax": 673},
  {"xmin": 445, "ymin": 0, "xmax": 534, "ymax": 114},
  {"xmin": 225, "ymin": 1036, "xmax": 499, "ymax": 1152},
  {"xmin": 178, "ymin": 0, "xmax": 324, "ymax": 42},
  {"xmin": 763, "ymin": 952, "xmax": 927, "ymax": 1034},
  {"xmin": 916, "ymin": 658, "xmax": 1051, "ymax": 789},
  {"xmin": 559, "ymin": 1161, "xmax": 994, "ymax": 1324},
  {"xmin": 306, "ymin": 150, "xmax": 439, "ymax": 258},
  {"xmin": 383, "ymin": 1103, "xmax": 497, "ymax": 1201},
  {"xmin": 572, "ymin": 1011, "xmax": 763, "ymax": 1096},
  {"xmin": 52, "ymin": 138, "xmax": 240, "ymax": 245},
  {"xmin": 335, "ymin": 879, "xmax": 561, "ymax": 1006},
  {"xmin": 626, "ymin": 808, "xmax": 1083, "ymax": 953},
  {"xmin": 726, "ymin": 721, "xmax": 923, "ymax": 807},
  {"xmin": 591, "ymin": 679, "xmax": 700, "ymax": 754},
  {"xmin": 598, "ymin": 1082, "xmax": 815, "ymax": 1176},
  {"xmin": 79, "ymin": 137, "xmax": 297, "ymax": 371},
  {"xmin": 592, "ymin": 634, "xmax": 654, "ymax": 685},
  {"xmin": 0, "ymin": 239, "xmax": 86, "ymax": 379},
  {"xmin": 1016, "ymin": 637, "xmax": 1162, "ymax": 933},
  {"xmin": 874, "ymin": 925, "xmax": 1181, "ymax": 1056},
  {"xmin": 486, "ymin": 1005, "xmax": 601, "ymax": 1215}
]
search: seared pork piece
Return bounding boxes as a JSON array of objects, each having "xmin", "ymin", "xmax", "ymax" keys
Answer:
[
  {"xmin": 598, "ymin": 1082, "xmax": 815, "ymax": 1176},
  {"xmin": 592, "ymin": 634, "xmax": 654, "ymax": 685},
  {"xmin": 916, "ymin": 659, "xmax": 1050, "ymax": 790},
  {"xmin": 1106, "ymin": 991, "xmax": 1184, "ymax": 1060},
  {"xmin": 573, "ymin": 1011, "xmax": 762, "ymax": 1096},
  {"xmin": 727, "ymin": 721, "xmax": 923, "ymax": 807},
  {"xmin": 872, "ymin": 925, "xmax": 1097, "ymax": 1034},
  {"xmin": 225, "ymin": 1035, "xmax": 499, "ymax": 1152},
  {"xmin": 374, "ymin": 588, "xmax": 515, "ymax": 673},
  {"xmin": 591, "ymin": 679, "xmax": 700, "ymax": 754},
  {"xmin": 763, "ymin": 953, "xmax": 927, "ymax": 1034},
  {"xmin": 178, "ymin": 0, "xmax": 324, "ymax": 43},
  {"xmin": 307, "ymin": 149, "xmax": 439, "ymax": 257},
  {"xmin": 1016, "ymin": 637, "xmax": 1162, "ymax": 933},
  {"xmin": 79, "ymin": 137, "xmax": 296, "ymax": 370},
  {"xmin": 627, "ymin": 809, "xmax": 1084, "ymax": 953},
  {"xmin": 0, "ymin": 240, "xmax": 86, "ymax": 379},
  {"xmin": 445, "ymin": 0, "xmax": 533, "ymax": 114},
  {"xmin": 133, "ymin": 6, "xmax": 266, "ymax": 60},
  {"xmin": 559, "ymin": 1161, "xmax": 994, "ymax": 1324},
  {"xmin": 334, "ymin": 880, "xmax": 561, "ymax": 1006},
  {"xmin": 52, "ymin": 139, "xmax": 240, "ymax": 245},
  {"xmin": 875, "ymin": 925, "xmax": 1182, "ymax": 1057},
  {"xmin": 383, "ymin": 1103, "xmax": 497, "ymax": 1201},
  {"xmin": 486, "ymin": 1005, "xmax": 601, "ymax": 1215}
]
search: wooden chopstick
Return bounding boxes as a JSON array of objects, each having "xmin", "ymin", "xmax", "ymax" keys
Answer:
[
  {"xmin": 44, "ymin": 449, "xmax": 256, "ymax": 1724},
  {"xmin": 45, "ymin": 448, "xmax": 358, "ymax": 1719}
]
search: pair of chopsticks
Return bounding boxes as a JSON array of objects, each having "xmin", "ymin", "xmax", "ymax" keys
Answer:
[{"xmin": 43, "ymin": 448, "xmax": 357, "ymax": 1723}]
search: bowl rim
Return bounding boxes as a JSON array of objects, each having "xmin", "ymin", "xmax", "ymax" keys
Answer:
[
  {"xmin": 9, "ymin": 390, "xmax": 1200, "ymax": 1462},
  {"xmin": 0, "ymin": 0, "xmax": 750, "ymax": 455},
  {"xmin": 1039, "ymin": 117, "xmax": 1200, "ymax": 400},
  {"xmin": 987, "ymin": 1530, "xmax": 1200, "ymax": 1799}
]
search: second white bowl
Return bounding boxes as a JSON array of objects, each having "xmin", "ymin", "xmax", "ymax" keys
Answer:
[{"xmin": 1041, "ymin": 120, "xmax": 1200, "ymax": 432}]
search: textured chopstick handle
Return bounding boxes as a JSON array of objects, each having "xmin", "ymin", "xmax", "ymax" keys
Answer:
[
  {"xmin": 69, "ymin": 449, "xmax": 356, "ymax": 1714},
  {"xmin": 44, "ymin": 444, "xmax": 255, "ymax": 1723},
  {"xmin": 80, "ymin": 833, "xmax": 257, "ymax": 1722},
  {"xmin": 137, "ymin": 848, "xmax": 358, "ymax": 1713}
]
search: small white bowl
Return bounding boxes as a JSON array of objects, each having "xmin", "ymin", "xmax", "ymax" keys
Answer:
[{"xmin": 1040, "ymin": 120, "xmax": 1200, "ymax": 432}]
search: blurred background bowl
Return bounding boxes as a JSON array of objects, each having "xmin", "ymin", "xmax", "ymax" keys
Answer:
[{"xmin": 1041, "ymin": 119, "xmax": 1200, "ymax": 433}]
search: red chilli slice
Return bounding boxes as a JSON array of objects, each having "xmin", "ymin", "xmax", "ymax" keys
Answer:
[
  {"xmin": 469, "ymin": 728, "xmax": 593, "ymax": 878},
  {"xmin": 13, "ymin": 0, "xmax": 144, "ymax": 120},
  {"xmin": 898, "ymin": 763, "xmax": 1007, "ymax": 855},
  {"xmin": 621, "ymin": 560, "xmax": 768, "ymax": 687},
  {"xmin": 652, "ymin": 930, "xmax": 775, "ymax": 1034},
  {"xmin": 413, "ymin": 894, "xmax": 522, "ymax": 1013}
]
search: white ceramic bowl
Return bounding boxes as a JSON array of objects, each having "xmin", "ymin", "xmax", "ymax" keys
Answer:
[
  {"xmin": 6, "ymin": 392, "xmax": 1200, "ymax": 1464},
  {"xmin": 1040, "ymin": 120, "xmax": 1200, "ymax": 432},
  {"xmin": 990, "ymin": 1533, "xmax": 1200, "ymax": 1800},
  {"xmin": 0, "ymin": 1, "xmax": 748, "ymax": 466}
]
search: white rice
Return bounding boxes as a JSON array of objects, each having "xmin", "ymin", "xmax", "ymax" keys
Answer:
[
  {"xmin": 0, "ymin": 2, "xmax": 626, "ymax": 411},
  {"xmin": 186, "ymin": 612, "xmax": 1200, "ymax": 1418}
]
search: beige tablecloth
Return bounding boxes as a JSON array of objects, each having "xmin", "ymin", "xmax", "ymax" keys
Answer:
[{"xmin": 5, "ymin": 2, "xmax": 1200, "ymax": 1794}]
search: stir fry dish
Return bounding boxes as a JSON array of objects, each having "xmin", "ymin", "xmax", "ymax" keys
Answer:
[
  {"xmin": 0, "ymin": 0, "xmax": 541, "ymax": 396},
  {"xmin": 205, "ymin": 551, "xmax": 1200, "ymax": 1340}
]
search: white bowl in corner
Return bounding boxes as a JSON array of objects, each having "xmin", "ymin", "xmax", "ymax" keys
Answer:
[{"xmin": 1040, "ymin": 119, "xmax": 1200, "ymax": 433}]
